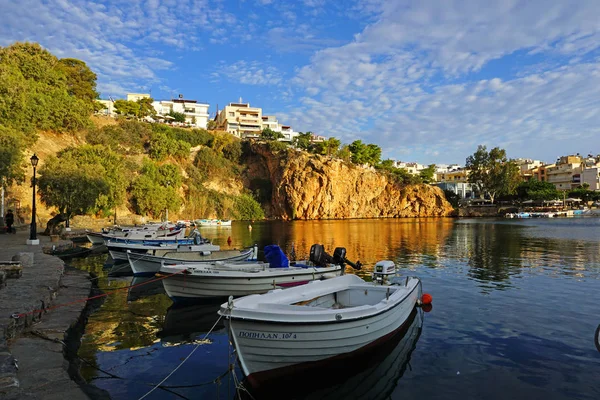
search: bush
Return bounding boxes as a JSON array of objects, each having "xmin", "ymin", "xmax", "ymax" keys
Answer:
[
  {"xmin": 234, "ymin": 194, "xmax": 265, "ymax": 220},
  {"xmin": 194, "ymin": 147, "xmax": 237, "ymax": 182},
  {"xmin": 268, "ymin": 141, "xmax": 288, "ymax": 153}
]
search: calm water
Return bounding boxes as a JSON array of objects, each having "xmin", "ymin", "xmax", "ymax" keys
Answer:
[{"xmin": 70, "ymin": 218, "xmax": 600, "ymax": 400}]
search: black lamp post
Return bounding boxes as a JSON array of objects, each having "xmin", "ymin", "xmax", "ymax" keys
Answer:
[{"xmin": 29, "ymin": 154, "xmax": 39, "ymax": 244}]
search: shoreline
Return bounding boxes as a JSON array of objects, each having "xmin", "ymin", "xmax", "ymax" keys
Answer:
[{"xmin": 0, "ymin": 226, "xmax": 106, "ymax": 399}]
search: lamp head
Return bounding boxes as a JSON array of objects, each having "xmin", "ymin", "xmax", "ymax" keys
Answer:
[{"xmin": 30, "ymin": 154, "xmax": 39, "ymax": 167}]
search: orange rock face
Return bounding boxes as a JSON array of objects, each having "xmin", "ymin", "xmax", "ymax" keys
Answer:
[{"xmin": 247, "ymin": 144, "xmax": 454, "ymax": 220}]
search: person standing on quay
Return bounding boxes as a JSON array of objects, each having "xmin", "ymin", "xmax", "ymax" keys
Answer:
[{"xmin": 5, "ymin": 209, "xmax": 15, "ymax": 234}]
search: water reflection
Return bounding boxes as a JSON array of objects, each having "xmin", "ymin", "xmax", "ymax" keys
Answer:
[
  {"xmin": 242, "ymin": 308, "xmax": 423, "ymax": 400},
  {"xmin": 158, "ymin": 301, "xmax": 225, "ymax": 345}
]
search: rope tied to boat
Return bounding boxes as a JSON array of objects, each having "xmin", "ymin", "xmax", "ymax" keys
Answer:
[
  {"xmin": 137, "ymin": 313, "xmax": 225, "ymax": 400},
  {"xmin": 12, "ymin": 269, "xmax": 187, "ymax": 319}
]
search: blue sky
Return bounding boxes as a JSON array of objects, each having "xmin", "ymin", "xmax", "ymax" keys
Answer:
[{"xmin": 2, "ymin": 0, "xmax": 600, "ymax": 165}]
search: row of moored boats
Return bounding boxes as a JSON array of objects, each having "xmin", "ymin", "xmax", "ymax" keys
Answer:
[{"xmin": 85, "ymin": 222, "xmax": 431, "ymax": 384}]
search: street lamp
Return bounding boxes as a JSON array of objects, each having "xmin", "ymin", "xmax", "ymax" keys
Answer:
[{"xmin": 27, "ymin": 154, "xmax": 40, "ymax": 245}]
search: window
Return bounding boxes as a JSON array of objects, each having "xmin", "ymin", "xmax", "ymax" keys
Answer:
[{"xmin": 229, "ymin": 112, "xmax": 235, "ymax": 117}]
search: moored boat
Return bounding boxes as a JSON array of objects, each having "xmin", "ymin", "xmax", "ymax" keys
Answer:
[
  {"xmin": 196, "ymin": 219, "xmax": 232, "ymax": 227},
  {"xmin": 126, "ymin": 245, "xmax": 258, "ymax": 276},
  {"xmin": 160, "ymin": 244, "xmax": 359, "ymax": 302},
  {"xmin": 218, "ymin": 260, "xmax": 425, "ymax": 386}
]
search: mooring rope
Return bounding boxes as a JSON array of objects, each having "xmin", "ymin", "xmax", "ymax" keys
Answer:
[
  {"xmin": 137, "ymin": 313, "xmax": 225, "ymax": 400},
  {"xmin": 12, "ymin": 269, "xmax": 187, "ymax": 319}
]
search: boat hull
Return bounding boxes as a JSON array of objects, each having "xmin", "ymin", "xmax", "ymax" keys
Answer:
[
  {"xmin": 86, "ymin": 232, "xmax": 105, "ymax": 245},
  {"xmin": 127, "ymin": 248, "xmax": 256, "ymax": 276},
  {"xmin": 161, "ymin": 266, "xmax": 342, "ymax": 301},
  {"xmin": 227, "ymin": 279, "xmax": 421, "ymax": 383}
]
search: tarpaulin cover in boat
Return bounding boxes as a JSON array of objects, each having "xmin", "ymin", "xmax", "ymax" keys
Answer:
[{"xmin": 264, "ymin": 245, "xmax": 289, "ymax": 268}]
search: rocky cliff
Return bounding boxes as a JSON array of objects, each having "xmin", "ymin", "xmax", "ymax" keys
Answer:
[{"xmin": 246, "ymin": 144, "xmax": 454, "ymax": 220}]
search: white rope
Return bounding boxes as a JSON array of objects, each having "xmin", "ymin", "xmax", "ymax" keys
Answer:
[{"xmin": 137, "ymin": 313, "xmax": 224, "ymax": 400}]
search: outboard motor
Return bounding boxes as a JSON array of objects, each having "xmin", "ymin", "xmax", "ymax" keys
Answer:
[
  {"xmin": 310, "ymin": 244, "xmax": 332, "ymax": 267},
  {"xmin": 372, "ymin": 260, "xmax": 396, "ymax": 284}
]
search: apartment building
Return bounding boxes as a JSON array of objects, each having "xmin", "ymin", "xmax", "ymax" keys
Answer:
[
  {"xmin": 582, "ymin": 167, "xmax": 600, "ymax": 190},
  {"xmin": 531, "ymin": 164, "xmax": 553, "ymax": 182},
  {"xmin": 152, "ymin": 97, "xmax": 210, "ymax": 129},
  {"xmin": 394, "ymin": 161, "xmax": 425, "ymax": 175},
  {"xmin": 547, "ymin": 155, "xmax": 583, "ymax": 190},
  {"xmin": 216, "ymin": 103, "xmax": 263, "ymax": 138}
]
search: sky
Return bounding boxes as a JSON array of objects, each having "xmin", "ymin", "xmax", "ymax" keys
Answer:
[{"xmin": 1, "ymin": 0, "xmax": 600, "ymax": 165}]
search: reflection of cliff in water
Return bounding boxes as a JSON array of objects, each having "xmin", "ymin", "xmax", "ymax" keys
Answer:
[
  {"xmin": 243, "ymin": 308, "xmax": 423, "ymax": 400},
  {"xmin": 251, "ymin": 219, "xmax": 453, "ymax": 275},
  {"xmin": 157, "ymin": 301, "xmax": 225, "ymax": 345},
  {"xmin": 127, "ymin": 276, "xmax": 166, "ymax": 302}
]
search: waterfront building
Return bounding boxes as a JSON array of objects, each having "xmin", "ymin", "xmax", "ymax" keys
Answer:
[
  {"xmin": 435, "ymin": 182, "xmax": 474, "ymax": 199},
  {"xmin": 514, "ymin": 158, "xmax": 544, "ymax": 181},
  {"xmin": 547, "ymin": 155, "xmax": 583, "ymax": 190},
  {"xmin": 531, "ymin": 164, "xmax": 553, "ymax": 182},
  {"xmin": 435, "ymin": 168, "xmax": 468, "ymax": 183},
  {"xmin": 216, "ymin": 102, "xmax": 263, "ymax": 137},
  {"xmin": 394, "ymin": 161, "xmax": 426, "ymax": 175},
  {"xmin": 152, "ymin": 97, "xmax": 210, "ymax": 128},
  {"xmin": 582, "ymin": 167, "xmax": 600, "ymax": 190}
]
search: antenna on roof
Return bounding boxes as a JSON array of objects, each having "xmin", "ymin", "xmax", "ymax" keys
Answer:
[{"xmin": 239, "ymin": 96, "xmax": 243, "ymax": 103}]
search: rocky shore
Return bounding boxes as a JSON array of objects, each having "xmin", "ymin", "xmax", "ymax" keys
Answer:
[{"xmin": 0, "ymin": 227, "xmax": 101, "ymax": 399}]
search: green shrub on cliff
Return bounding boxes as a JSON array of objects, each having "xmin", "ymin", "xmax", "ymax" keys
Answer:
[
  {"xmin": 86, "ymin": 120, "xmax": 151, "ymax": 154},
  {"xmin": 130, "ymin": 159, "xmax": 182, "ymax": 218},
  {"xmin": 0, "ymin": 126, "xmax": 27, "ymax": 185},
  {"xmin": 234, "ymin": 194, "xmax": 265, "ymax": 220},
  {"xmin": 194, "ymin": 147, "xmax": 238, "ymax": 182},
  {"xmin": 148, "ymin": 131, "xmax": 190, "ymax": 161}
]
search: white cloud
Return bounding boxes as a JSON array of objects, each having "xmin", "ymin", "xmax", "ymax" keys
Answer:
[
  {"xmin": 212, "ymin": 61, "xmax": 284, "ymax": 86},
  {"xmin": 0, "ymin": 0, "xmax": 236, "ymax": 96},
  {"xmin": 282, "ymin": 0, "xmax": 600, "ymax": 163}
]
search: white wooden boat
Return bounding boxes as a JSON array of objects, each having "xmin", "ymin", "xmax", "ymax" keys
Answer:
[
  {"xmin": 244, "ymin": 307, "xmax": 423, "ymax": 398},
  {"xmin": 196, "ymin": 219, "xmax": 232, "ymax": 227},
  {"xmin": 218, "ymin": 260, "xmax": 424, "ymax": 386},
  {"xmin": 126, "ymin": 245, "xmax": 258, "ymax": 276},
  {"xmin": 86, "ymin": 223, "xmax": 182, "ymax": 245},
  {"xmin": 159, "ymin": 244, "xmax": 358, "ymax": 302},
  {"xmin": 106, "ymin": 230, "xmax": 216, "ymax": 262}
]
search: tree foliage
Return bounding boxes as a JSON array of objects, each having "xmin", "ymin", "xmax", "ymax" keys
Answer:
[
  {"xmin": 419, "ymin": 164, "xmax": 436, "ymax": 184},
  {"xmin": 0, "ymin": 42, "xmax": 93, "ymax": 133},
  {"xmin": 130, "ymin": 159, "xmax": 182, "ymax": 218},
  {"xmin": 349, "ymin": 140, "xmax": 382, "ymax": 166},
  {"xmin": 516, "ymin": 179, "xmax": 560, "ymax": 201},
  {"xmin": 292, "ymin": 132, "xmax": 312, "ymax": 150},
  {"xmin": 38, "ymin": 156, "xmax": 110, "ymax": 221},
  {"xmin": 137, "ymin": 97, "xmax": 156, "ymax": 118},
  {"xmin": 0, "ymin": 126, "xmax": 26, "ymax": 186},
  {"xmin": 168, "ymin": 110, "xmax": 186, "ymax": 123},
  {"xmin": 465, "ymin": 145, "xmax": 521, "ymax": 203},
  {"xmin": 261, "ymin": 127, "xmax": 284, "ymax": 141},
  {"xmin": 114, "ymin": 99, "xmax": 140, "ymax": 117},
  {"xmin": 57, "ymin": 58, "xmax": 98, "ymax": 102}
]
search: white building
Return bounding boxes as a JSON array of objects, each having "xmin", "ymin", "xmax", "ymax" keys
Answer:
[
  {"xmin": 394, "ymin": 161, "xmax": 426, "ymax": 175},
  {"xmin": 127, "ymin": 93, "xmax": 151, "ymax": 102},
  {"xmin": 582, "ymin": 166, "xmax": 600, "ymax": 190},
  {"xmin": 152, "ymin": 97, "xmax": 210, "ymax": 128},
  {"xmin": 96, "ymin": 99, "xmax": 116, "ymax": 117}
]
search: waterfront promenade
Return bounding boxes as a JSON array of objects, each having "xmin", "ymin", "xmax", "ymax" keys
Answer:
[{"xmin": 0, "ymin": 227, "xmax": 97, "ymax": 399}]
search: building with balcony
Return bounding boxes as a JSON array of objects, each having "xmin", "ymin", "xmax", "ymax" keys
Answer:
[
  {"xmin": 394, "ymin": 162, "xmax": 426, "ymax": 175},
  {"xmin": 547, "ymin": 155, "xmax": 583, "ymax": 190},
  {"xmin": 435, "ymin": 168, "xmax": 468, "ymax": 183},
  {"xmin": 435, "ymin": 182, "xmax": 474, "ymax": 199},
  {"xmin": 152, "ymin": 97, "xmax": 210, "ymax": 128},
  {"xmin": 216, "ymin": 102, "xmax": 263, "ymax": 138},
  {"xmin": 531, "ymin": 164, "xmax": 553, "ymax": 182}
]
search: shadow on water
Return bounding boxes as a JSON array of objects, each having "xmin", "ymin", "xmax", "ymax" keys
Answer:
[
  {"xmin": 157, "ymin": 301, "xmax": 225, "ymax": 345},
  {"xmin": 241, "ymin": 308, "xmax": 424, "ymax": 400}
]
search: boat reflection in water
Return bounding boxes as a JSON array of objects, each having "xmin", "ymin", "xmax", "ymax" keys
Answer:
[
  {"xmin": 241, "ymin": 307, "xmax": 423, "ymax": 400},
  {"xmin": 157, "ymin": 301, "xmax": 225, "ymax": 345},
  {"xmin": 126, "ymin": 276, "xmax": 166, "ymax": 302}
]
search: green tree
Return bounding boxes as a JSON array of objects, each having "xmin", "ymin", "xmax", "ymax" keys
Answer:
[
  {"xmin": 419, "ymin": 164, "xmax": 436, "ymax": 184},
  {"xmin": 206, "ymin": 120, "xmax": 217, "ymax": 130},
  {"xmin": 292, "ymin": 132, "xmax": 312, "ymax": 150},
  {"xmin": 114, "ymin": 99, "xmax": 140, "ymax": 117},
  {"xmin": 516, "ymin": 179, "xmax": 560, "ymax": 201},
  {"xmin": 0, "ymin": 42, "xmax": 92, "ymax": 133},
  {"xmin": 466, "ymin": 145, "xmax": 521, "ymax": 203},
  {"xmin": 322, "ymin": 137, "xmax": 341, "ymax": 156},
  {"xmin": 130, "ymin": 159, "xmax": 182, "ymax": 218},
  {"xmin": 38, "ymin": 156, "xmax": 110, "ymax": 223},
  {"xmin": 336, "ymin": 144, "xmax": 352, "ymax": 162},
  {"xmin": 349, "ymin": 140, "xmax": 368, "ymax": 164},
  {"xmin": 0, "ymin": 126, "xmax": 26, "ymax": 185},
  {"xmin": 136, "ymin": 97, "xmax": 156, "ymax": 118},
  {"xmin": 57, "ymin": 58, "xmax": 98, "ymax": 101},
  {"xmin": 261, "ymin": 127, "xmax": 284, "ymax": 141},
  {"xmin": 168, "ymin": 110, "xmax": 186, "ymax": 123}
]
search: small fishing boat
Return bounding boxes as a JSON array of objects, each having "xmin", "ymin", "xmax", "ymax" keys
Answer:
[
  {"xmin": 126, "ymin": 245, "xmax": 258, "ymax": 276},
  {"xmin": 45, "ymin": 245, "xmax": 92, "ymax": 259},
  {"xmin": 106, "ymin": 230, "xmax": 215, "ymax": 262},
  {"xmin": 219, "ymin": 260, "xmax": 427, "ymax": 386},
  {"xmin": 196, "ymin": 219, "xmax": 232, "ymax": 227},
  {"xmin": 160, "ymin": 244, "xmax": 359, "ymax": 302}
]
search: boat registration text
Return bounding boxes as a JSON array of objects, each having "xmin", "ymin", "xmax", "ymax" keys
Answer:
[{"xmin": 238, "ymin": 330, "xmax": 297, "ymax": 340}]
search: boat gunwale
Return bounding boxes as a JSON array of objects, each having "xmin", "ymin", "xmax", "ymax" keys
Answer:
[{"xmin": 220, "ymin": 278, "xmax": 420, "ymax": 325}]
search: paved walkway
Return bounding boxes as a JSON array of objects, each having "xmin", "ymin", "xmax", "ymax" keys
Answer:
[{"xmin": 0, "ymin": 227, "xmax": 96, "ymax": 399}]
